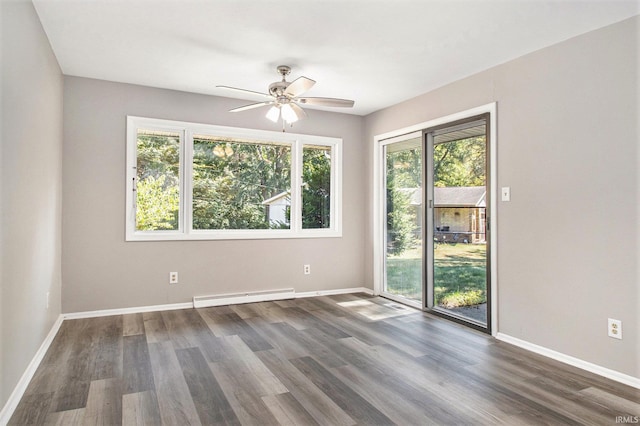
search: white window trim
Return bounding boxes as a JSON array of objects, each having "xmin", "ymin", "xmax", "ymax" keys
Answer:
[{"xmin": 126, "ymin": 116, "xmax": 342, "ymax": 241}]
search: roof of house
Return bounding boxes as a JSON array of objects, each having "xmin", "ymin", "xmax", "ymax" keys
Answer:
[
  {"xmin": 434, "ymin": 186, "xmax": 486, "ymax": 207},
  {"xmin": 400, "ymin": 186, "xmax": 486, "ymax": 207},
  {"xmin": 261, "ymin": 191, "xmax": 290, "ymax": 205}
]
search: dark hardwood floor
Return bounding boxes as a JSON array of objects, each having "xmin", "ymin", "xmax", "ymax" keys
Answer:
[{"xmin": 10, "ymin": 293, "xmax": 640, "ymax": 425}]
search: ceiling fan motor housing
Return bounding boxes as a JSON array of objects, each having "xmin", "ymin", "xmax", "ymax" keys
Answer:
[
  {"xmin": 269, "ymin": 65, "xmax": 293, "ymax": 99},
  {"xmin": 269, "ymin": 81, "xmax": 290, "ymax": 98}
]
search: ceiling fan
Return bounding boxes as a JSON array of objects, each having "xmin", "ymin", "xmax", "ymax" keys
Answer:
[{"xmin": 217, "ymin": 65, "xmax": 354, "ymax": 127}]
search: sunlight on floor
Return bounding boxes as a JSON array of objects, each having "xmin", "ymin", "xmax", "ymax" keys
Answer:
[{"xmin": 337, "ymin": 299, "xmax": 416, "ymax": 321}]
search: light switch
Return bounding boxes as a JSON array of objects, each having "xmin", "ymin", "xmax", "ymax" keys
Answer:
[{"xmin": 501, "ymin": 187, "xmax": 511, "ymax": 202}]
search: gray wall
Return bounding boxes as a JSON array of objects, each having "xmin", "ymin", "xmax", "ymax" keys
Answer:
[
  {"xmin": 0, "ymin": 0, "xmax": 63, "ymax": 407},
  {"xmin": 364, "ymin": 16, "xmax": 639, "ymax": 378},
  {"xmin": 62, "ymin": 77, "xmax": 365, "ymax": 313}
]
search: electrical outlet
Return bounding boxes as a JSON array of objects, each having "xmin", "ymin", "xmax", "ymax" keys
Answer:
[
  {"xmin": 303, "ymin": 264, "xmax": 311, "ymax": 275},
  {"xmin": 169, "ymin": 272, "xmax": 179, "ymax": 284},
  {"xmin": 608, "ymin": 318, "xmax": 622, "ymax": 340}
]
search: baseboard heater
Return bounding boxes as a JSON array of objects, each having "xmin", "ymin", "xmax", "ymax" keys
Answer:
[{"xmin": 193, "ymin": 288, "xmax": 296, "ymax": 308}]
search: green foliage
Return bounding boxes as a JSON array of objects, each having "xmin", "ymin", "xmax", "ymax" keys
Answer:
[
  {"xmin": 387, "ymin": 187, "xmax": 415, "ymax": 255},
  {"xmin": 433, "ymin": 136, "xmax": 485, "ymax": 187},
  {"xmin": 386, "ymin": 149, "xmax": 422, "ymax": 188},
  {"xmin": 192, "ymin": 139, "xmax": 290, "ymax": 230},
  {"xmin": 136, "ymin": 174, "xmax": 179, "ymax": 230},
  {"xmin": 135, "ymin": 132, "xmax": 332, "ymax": 231},
  {"xmin": 386, "ymin": 149, "xmax": 420, "ymax": 255},
  {"xmin": 302, "ymin": 147, "xmax": 331, "ymax": 229},
  {"xmin": 136, "ymin": 132, "xmax": 180, "ymax": 230},
  {"xmin": 383, "ymin": 136, "xmax": 485, "ymax": 255},
  {"xmin": 384, "ymin": 251, "xmax": 422, "ymax": 302},
  {"xmin": 136, "ymin": 133, "xmax": 180, "ymax": 181},
  {"xmin": 386, "ymin": 244, "xmax": 487, "ymax": 308},
  {"xmin": 438, "ymin": 289, "xmax": 485, "ymax": 309}
]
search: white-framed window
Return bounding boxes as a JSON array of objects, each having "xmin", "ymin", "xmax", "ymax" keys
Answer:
[{"xmin": 126, "ymin": 116, "xmax": 342, "ymax": 241}]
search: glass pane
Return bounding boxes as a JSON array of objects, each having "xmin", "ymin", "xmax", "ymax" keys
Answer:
[
  {"xmin": 135, "ymin": 130, "xmax": 180, "ymax": 231},
  {"xmin": 432, "ymin": 130, "xmax": 487, "ymax": 324},
  {"xmin": 192, "ymin": 135, "xmax": 291, "ymax": 230},
  {"xmin": 302, "ymin": 145, "xmax": 331, "ymax": 229},
  {"xmin": 384, "ymin": 137, "xmax": 423, "ymax": 303}
]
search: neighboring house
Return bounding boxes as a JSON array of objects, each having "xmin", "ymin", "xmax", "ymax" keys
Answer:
[
  {"xmin": 434, "ymin": 186, "xmax": 486, "ymax": 243},
  {"xmin": 262, "ymin": 191, "xmax": 290, "ymax": 226},
  {"xmin": 400, "ymin": 186, "xmax": 487, "ymax": 243}
]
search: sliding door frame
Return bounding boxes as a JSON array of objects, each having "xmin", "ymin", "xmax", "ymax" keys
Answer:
[
  {"xmin": 423, "ymin": 113, "xmax": 492, "ymax": 333},
  {"xmin": 373, "ymin": 102, "xmax": 498, "ymax": 336},
  {"xmin": 378, "ymin": 131, "xmax": 424, "ymax": 310}
]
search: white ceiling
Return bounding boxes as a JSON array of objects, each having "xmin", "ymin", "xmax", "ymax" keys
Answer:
[{"xmin": 33, "ymin": 0, "xmax": 639, "ymax": 116}]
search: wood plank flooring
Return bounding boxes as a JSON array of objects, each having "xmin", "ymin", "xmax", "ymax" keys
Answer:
[{"xmin": 10, "ymin": 293, "xmax": 640, "ymax": 425}]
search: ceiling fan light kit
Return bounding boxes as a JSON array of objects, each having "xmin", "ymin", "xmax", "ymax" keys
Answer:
[
  {"xmin": 217, "ymin": 65, "xmax": 354, "ymax": 130},
  {"xmin": 280, "ymin": 104, "xmax": 299, "ymax": 123},
  {"xmin": 266, "ymin": 106, "xmax": 280, "ymax": 123}
]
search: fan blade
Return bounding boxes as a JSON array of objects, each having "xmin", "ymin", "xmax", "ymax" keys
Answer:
[
  {"xmin": 284, "ymin": 77, "xmax": 315, "ymax": 97},
  {"xmin": 216, "ymin": 85, "xmax": 272, "ymax": 100},
  {"xmin": 229, "ymin": 102, "xmax": 271, "ymax": 112},
  {"xmin": 297, "ymin": 97, "xmax": 354, "ymax": 108},
  {"xmin": 289, "ymin": 103, "xmax": 307, "ymax": 120}
]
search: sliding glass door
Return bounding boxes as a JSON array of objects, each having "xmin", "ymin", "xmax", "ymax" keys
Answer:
[
  {"xmin": 379, "ymin": 114, "xmax": 491, "ymax": 331},
  {"xmin": 382, "ymin": 133, "xmax": 423, "ymax": 307},
  {"xmin": 426, "ymin": 116, "xmax": 490, "ymax": 329}
]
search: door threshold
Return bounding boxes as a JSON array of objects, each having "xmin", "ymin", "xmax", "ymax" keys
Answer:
[
  {"xmin": 428, "ymin": 306, "xmax": 490, "ymax": 334},
  {"xmin": 379, "ymin": 292, "xmax": 422, "ymax": 310}
]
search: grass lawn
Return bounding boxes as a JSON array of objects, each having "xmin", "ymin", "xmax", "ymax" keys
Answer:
[{"xmin": 386, "ymin": 243, "xmax": 487, "ymax": 307}]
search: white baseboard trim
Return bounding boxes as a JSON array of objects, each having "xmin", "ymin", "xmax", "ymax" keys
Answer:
[
  {"xmin": 194, "ymin": 288, "xmax": 296, "ymax": 308},
  {"xmin": 63, "ymin": 302, "xmax": 193, "ymax": 320},
  {"xmin": 296, "ymin": 287, "xmax": 374, "ymax": 298},
  {"xmin": 64, "ymin": 287, "xmax": 374, "ymax": 318},
  {"xmin": 0, "ymin": 314, "xmax": 64, "ymax": 425},
  {"xmin": 496, "ymin": 333, "xmax": 640, "ymax": 389}
]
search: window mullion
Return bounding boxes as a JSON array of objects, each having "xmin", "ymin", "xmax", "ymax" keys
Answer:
[
  {"xmin": 291, "ymin": 140, "xmax": 302, "ymax": 232},
  {"xmin": 125, "ymin": 119, "xmax": 137, "ymax": 240},
  {"xmin": 333, "ymin": 141, "xmax": 342, "ymax": 234},
  {"xmin": 183, "ymin": 129, "xmax": 193, "ymax": 235}
]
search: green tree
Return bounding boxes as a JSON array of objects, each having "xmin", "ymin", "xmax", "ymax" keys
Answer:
[
  {"xmin": 387, "ymin": 149, "xmax": 421, "ymax": 188},
  {"xmin": 136, "ymin": 133, "xmax": 334, "ymax": 231},
  {"xmin": 433, "ymin": 136, "xmax": 485, "ymax": 187},
  {"xmin": 387, "ymin": 186, "xmax": 415, "ymax": 255},
  {"xmin": 386, "ymin": 148, "xmax": 420, "ymax": 255},
  {"xmin": 192, "ymin": 139, "xmax": 291, "ymax": 230},
  {"xmin": 136, "ymin": 175, "xmax": 179, "ymax": 230},
  {"xmin": 135, "ymin": 132, "xmax": 180, "ymax": 230},
  {"xmin": 302, "ymin": 147, "xmax": 331, "ymax": 229}
]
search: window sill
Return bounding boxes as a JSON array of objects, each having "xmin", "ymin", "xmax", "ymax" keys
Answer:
[{"xmin": 125, "ymin": 229, "xmax": 342, "ymax": 242}]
